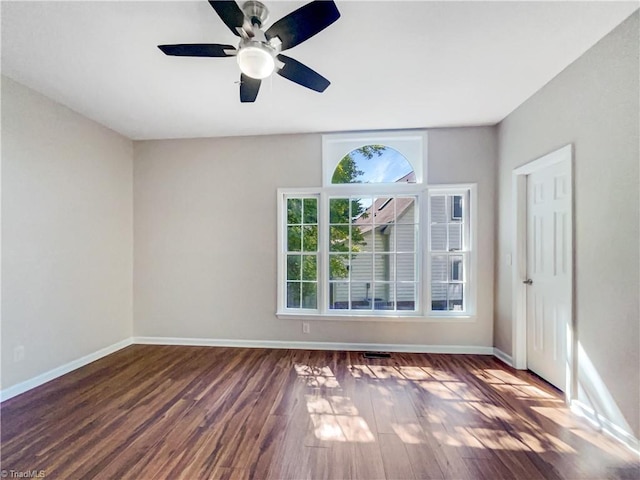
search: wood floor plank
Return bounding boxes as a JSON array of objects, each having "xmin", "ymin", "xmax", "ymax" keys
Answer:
[
  {"xmin": 379, "ymin": 433, "xmax": 416, "ymax": 479},
  {"xmin": 352, "ymin": 441, "xmax": 386, "ymax": 480},
  {"xmin": 2, "ymin": 346, "xmax": 638, "ymax": 479}
]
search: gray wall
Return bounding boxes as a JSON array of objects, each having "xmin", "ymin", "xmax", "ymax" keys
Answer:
[
  {"xmin": 133, "ymin": 126, "xmax": 496, "ymax": 347},
  {"xmin": 1, "ymin": 76, "xmax": 134, "ymax": 389},
  {"xmin": 495, "ymin": 12, "xmax": 639, "ymax": 438}
]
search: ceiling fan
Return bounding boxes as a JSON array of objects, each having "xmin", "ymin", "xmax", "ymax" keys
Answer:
[{"xmin": 158, "ymin": 1, "xmax": 340, "ymax": 103}]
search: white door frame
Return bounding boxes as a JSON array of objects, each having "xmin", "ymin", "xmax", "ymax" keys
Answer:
[{"xmin": 511, "ymin": 144, "xmax": 574, "ymax": 401}]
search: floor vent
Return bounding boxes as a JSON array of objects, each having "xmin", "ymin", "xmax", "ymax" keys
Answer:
[{"xmin": 363, "ymin": 352, "xmax": 391, "ymax": 359}]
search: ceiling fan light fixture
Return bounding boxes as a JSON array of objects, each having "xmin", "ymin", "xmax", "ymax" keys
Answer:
[{"xmin": 236, "ymin": 43, "xmax": 275, "ymax": 79}]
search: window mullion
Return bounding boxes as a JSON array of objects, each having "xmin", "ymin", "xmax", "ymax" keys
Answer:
[{"xmin": 319, "ymin": 191, "xmax": 328, "ymax": 315}]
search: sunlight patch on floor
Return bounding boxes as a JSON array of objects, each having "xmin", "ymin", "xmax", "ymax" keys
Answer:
[
  {"xmin": 391, "ymin": 423, "xmax": 426, "ymax": 444},
  {"xmin": 422, "ymin": 367, "xmax": 457, "ymax": 382},
  {"xmin": 532, "ymin": 406, "xmax": 577, "ymax": 428},
  {"xmin": 396, "ymin": 366, "xmax": 431, "ymax": 380},
  {"xmin": 309, "ymin": 413, "xmax": 375, "ymax": 443},
  {"xmin": 442, "ymin": 381, "xmax": 483, "ymax": 401},
  {"xmin": 305, "ymin": 394, "xmax": 375, "ymax": 443},
  {"xmin": 294, "ymin": 363, "xmax": 340, "ymax": 388},
  {"xmin": 466, "ymin": 427, "xmax": 531, "ymax": 451},
  {"xmin": 484, "ymin": 369, "xmax": 530, "ymax": 386},
  {"xmin": 349, "ymin": 364, "xmax": 381, "ymax": 380},
  {"xmin": 417, "ymin": 381, "xmax": 460, "ymax": 400},
  {"xmin": 469, "ymin": 401, "xmax": 514, "ymax": 422},
  {"xmin": 569, "ymin": 426, "xmax": 636, "ymax": 460}
]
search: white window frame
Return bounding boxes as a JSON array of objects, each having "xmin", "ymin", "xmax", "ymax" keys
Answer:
[
  {"xmin": 279, "ymin": 192, "xmax": 322, "ymax": 315},
  {"xmin": 322, "ymin": 188, "xmax": 424, "ymax": 316},
  {"xmin": 276, "ymin": 131, "xmax": 476, "ymax": 322},
  {"xmin": 427, "ymin": 185, "xmax": 477, "ymax": 318}
]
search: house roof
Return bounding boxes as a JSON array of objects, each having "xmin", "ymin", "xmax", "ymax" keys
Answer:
[{"xmin": 354, "ymin": 172, "xmax": 416, "ymax": 233}]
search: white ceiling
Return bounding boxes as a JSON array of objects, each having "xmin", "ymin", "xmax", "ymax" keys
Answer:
[{"xmin": 2, "ymin": 1, "xmax": 637, "ymax": 140}]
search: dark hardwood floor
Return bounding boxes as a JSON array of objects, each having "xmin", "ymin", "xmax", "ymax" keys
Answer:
[{"xmin": 1, "ymin": 345, "xmax": 638, "ymax": 479}]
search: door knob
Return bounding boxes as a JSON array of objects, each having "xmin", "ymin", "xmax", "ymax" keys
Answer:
[{"xmin": 523, "ymin": 279, "xmax": 533, "ymax": 285}]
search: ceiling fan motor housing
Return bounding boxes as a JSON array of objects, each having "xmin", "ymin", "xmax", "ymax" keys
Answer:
[{"xmin": 242, "ymin": 1, "xmax": 269, "ymax": 27}]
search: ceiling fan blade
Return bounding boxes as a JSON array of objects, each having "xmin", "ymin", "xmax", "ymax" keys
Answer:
[
  {"xmin": 266, "ymin": 1, "xmax": 340, "ymax": 51},
  {"xmin": 276, "ymin": 54, "xmax": 330, "ymax": 92},
  {"xmin": 240, "ymin": 74, "xmax": 261, "ymax": 102},
  {"xmin": 158, "ymin": 44, "xmax": 236, "ymax": 57},
  {"xmin": 208, "ymin": 1, "xmax": 245, "ymax": 37}
]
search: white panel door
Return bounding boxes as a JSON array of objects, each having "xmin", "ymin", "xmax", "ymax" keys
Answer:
[{"xmin": 526, "ymin": 160, "xmax": 571, "ymax": 390}]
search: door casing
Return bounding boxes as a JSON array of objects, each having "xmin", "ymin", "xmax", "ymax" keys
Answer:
[{"xmin": 511, "ymin": 144, "xmax": 574, "ymax": 402}]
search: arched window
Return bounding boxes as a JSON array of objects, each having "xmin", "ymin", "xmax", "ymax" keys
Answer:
[
  {"xmin": 322, "ymin": 131, "xmax": 424, "ymax": 186},
  {"xmin": 331, "ymin": 145, "xmax": 416, "ymax": 184}
]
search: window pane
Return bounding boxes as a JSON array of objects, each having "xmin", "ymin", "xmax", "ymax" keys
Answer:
[
  {"xmin": 375, "ymin": 225, "xmax": 393, "ymax": 252},
  {"xmin": 287, "ymin": 226, "xmax": 302, "ymax": 252},
  {"xmin": 303, "ymin": 225, "xmax": 318, "ymax": 252},
  {"xmin": 396, "ymin": 283, "xmax": 416, "ymax": 310},
  {"xmin": 330, "ymin": 198, "xmax": 350, "ymax": 224},
  {"xmin": 396, "ymin": 254, "xmax": 415, "ymax": 281},
  {"xmin": 329, "ymin": 283, "xmax": 349, "ymax": 309},
  {"xmin": 302, "ymin": 282, "xmax": 317, "ymax": 309},
  {"xmin": 373, "ymin": 197, "xmax": 393, "ymax": 225},
  {"xmin": 351, "ymin": 283, "xmax": 371, "ymax": 309},
  {"xmin": 329, "ymin": 225, "xmax": 350, "ymax": 252},
  {"xmin": 351, "ymin": 225, "xmax": 370, "ymax": 252},
  {"xmin": 303, "ymin": 198, "xmax": 317, "ymax": 224},
  {"xmin": 430, "ymin": 195, "xmax": 447, "ymax": 223},
  {"xmin": 395, "ymin": 224, "xmax": 416, "ymax": 252},
  {"xmin": 329, "ymin": 254, "xmax": 349, "ymax": 280},
  {"xmin": 287, "ymin": 198, "xmax": 302, "ymax": 224},
  {"xmin": 431, "ymin": 224, "xmax": 447, "ymax": 251},
  {"xmin": 374, "ymin": 254, "xmax": 393, "ymax": 281},
  {"xmin": 331, "ymin": 146, "xmax": 415, "ymax": 184},
  {"xmin": 302, "ymin": 255, "xmax": 317, "ymax": 281},
  {"xmin": 352, "ymin": 197, "xmax": 372, "ymax": 224},
  {"xmin": 449, "ymin": 255, "xmax": 463, "ymax": 281},
  {"xmin": 448, "ymin": 223, "xmax": 462, "ymax": 251},
  {"xmin": 287, "ymin": 255, "xmax": 301, "ymax": 281},
  {"xmin": 397, "ymin": 197, "xmax": 416, "ymax": 223},
  {"xmin": 350, "ymin": 254, "xmax": 372, "ymax": 282},
  {"xmin": 431, "ymin": 283, "xmax": 447, "ymax": 311},
  {"xmin": 351, "ymin": 225, "xmax": 378, "ymax": 252},
  {"xmin": 448, "ymin": 284, "xmax": 464, "ymax": 311},
  {"xmin": 287, "ymin": 282, "xmax": 301, "ymax": 308},
  {"xmin": 431, "ymin": 255, "xmax": 447, "ymax": 282},
  {"xmin": 374, "ymin": 283, "xmax": 394, "ymax": 310},
  {"xmin": 450, "ymin": 195, "xmax": 463, "ymax": 221}
]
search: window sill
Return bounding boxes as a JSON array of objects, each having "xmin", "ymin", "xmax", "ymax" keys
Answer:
[{"xmin": 276, "ymin": 312, "xmax": 476, "ymax": 323}]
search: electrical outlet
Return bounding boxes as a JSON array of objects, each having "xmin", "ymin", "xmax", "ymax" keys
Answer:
[
  {"xmin": 302, "ymin": 322, "xmax": 310, "ymax": 334},
  {"xmin": 14, "ymin": 345, "xmax": 25, "ymax": 363}
]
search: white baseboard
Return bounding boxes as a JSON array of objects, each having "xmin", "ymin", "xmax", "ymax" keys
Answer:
[
  {"xmin": 571, "ymin": 399, "xmax": 640, "ymax": 454},
  {"xmin": 493, "ymin": 347, "xmax": 513, "ymax": 367},
  {"xmin": 133, "ymin": 336, "xmax": 495, "ymax": 355},
  {"xmin": 0, "ymin": 338, "xmax": 133, "ymax": 402}
]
